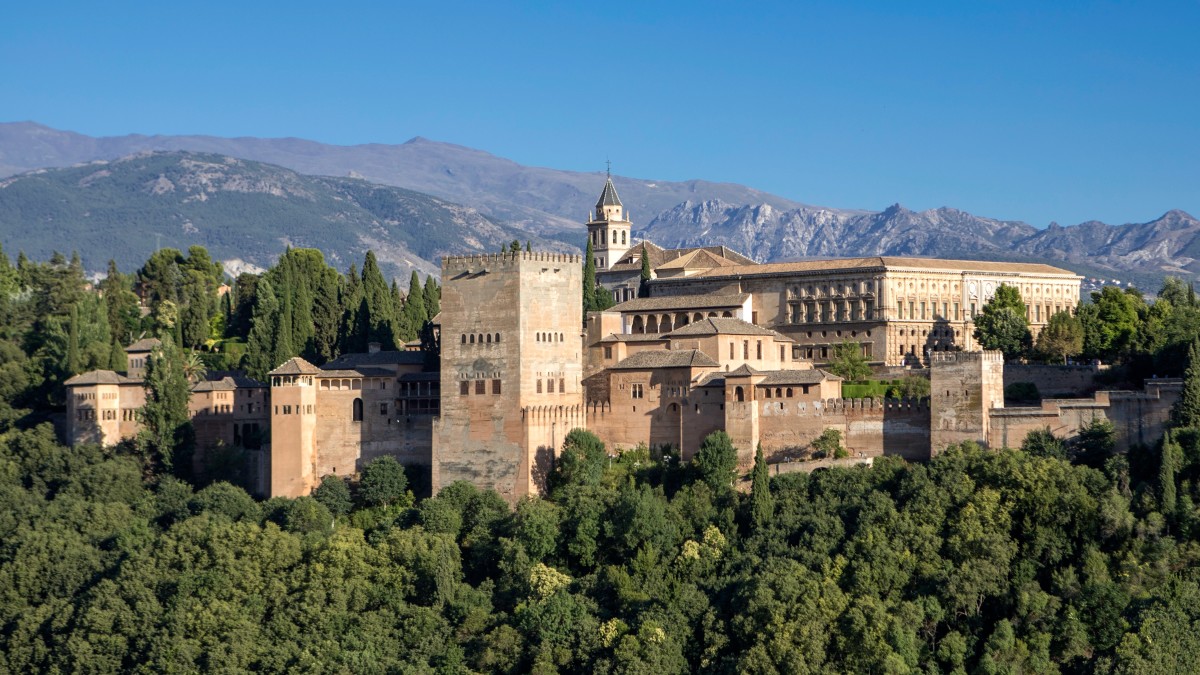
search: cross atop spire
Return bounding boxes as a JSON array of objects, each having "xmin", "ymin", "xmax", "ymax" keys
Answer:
[{"xmin": 606, "ymin": 158, "xmax": 611, "ymax": 178}]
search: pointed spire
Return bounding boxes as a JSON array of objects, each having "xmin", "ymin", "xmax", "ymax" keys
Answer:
[{"xmin": 596, "ymin": 175, "xmax": 622, "ymax": 209}]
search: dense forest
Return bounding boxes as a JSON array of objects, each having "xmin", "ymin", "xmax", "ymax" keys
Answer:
[{"xmin": 2, "ymin": 246, "xmax": 1200, "ymax": 672}]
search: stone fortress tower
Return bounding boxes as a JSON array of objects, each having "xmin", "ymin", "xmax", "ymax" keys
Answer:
[
  {"xmin": 586, "ymin": 169, "xmax": 632, "ymax": 271},
  {"xmin": 433, "ymin": 249, "xmax": 585, "ymax": 502}
]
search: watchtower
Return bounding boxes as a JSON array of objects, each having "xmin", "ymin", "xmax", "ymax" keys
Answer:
[
  {"xmin": 433, "ymin": 250, "xmax": 585, "ymax": 502},
  {"xmin": 268, "ymin": 357, "xmax": 320, "ymax": 497},
  {"xmin": 929, "ymin": 350, "xmax": 1004, "ymax": 454}
]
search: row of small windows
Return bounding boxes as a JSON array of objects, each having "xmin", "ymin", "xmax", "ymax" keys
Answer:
[
  {"xmin": 462, "ymin": 333, "xmax": 501, "ymax": 344},
  {"xmin": 536, "ymin": 378, "xmax": 566, "ymax": 394},
  {"xmin": 460, "ymin": 379, "xmax": 503, "ymax": 395},
  {"xmin": 536, "ymin": 332, "xmax": 564, "ymax": 342},
  {"xmin": 75, "ymin": 408, "xmax": 139, "ymax": 421}
]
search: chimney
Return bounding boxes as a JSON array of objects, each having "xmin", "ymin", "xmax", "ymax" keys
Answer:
[{"xmin": 368, "ymin": 341, "xmax": 381, "ymax": 354}]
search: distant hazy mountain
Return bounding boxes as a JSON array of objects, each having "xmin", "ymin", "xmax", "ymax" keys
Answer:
[
  {"xmin": 0, "ymin": 121, "xmax": 816, "ymax": 237},
  {"xmin": 0, "ymin": 151, "xmax": 565, "ymax": 279},
  {"xmin": 1, "ymin": 121, "xmax": 1196, "ymax": 290}
]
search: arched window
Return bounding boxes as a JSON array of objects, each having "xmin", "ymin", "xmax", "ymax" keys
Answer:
[
  {"xmin": 495, "ymin": 333, "xmax": 500, "ymax": 342},
  {"xmin": 461, "ymin": 334, "xmax": 466, "ymax": 344},
  {"xmin": 352, "ymin": 398, "xmax": 363, "ymax": 421},
  {"xmin": 486, "ymin": 333, "xmax": 491, "ymax": 343},
  {"xmin": 621, "ymin": 231, "xmax": 627, "ymax": 245},
  {"xmin": 470, "ymin": 334, "xmax": 475, "ymax": 344},
  {"xmin": 735, "ymin": 386, "xmax": 745, "ymax": 402}
]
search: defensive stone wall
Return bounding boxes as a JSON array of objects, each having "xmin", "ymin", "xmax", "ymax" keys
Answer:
[
  {"xmin": 1004, "ymin": 363, "xmax": 1106, "ymax": 398},
  {"xmin": 756, "ymin": 397, "xmax": 931, "ymax": 463},
  {"xmin": 929, "ymin": 350, "xmax": 1004, "ymax": 453}
]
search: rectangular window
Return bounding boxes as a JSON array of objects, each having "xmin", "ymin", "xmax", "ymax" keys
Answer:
[
  {"xmin": 380, "ymin": 380, "xmax": 387, "ymax": 390},
  {"xmin": 898, "ymin": 301, "xmax": 904, "ymax": 319},
  {"xmin": 537, "ymin": 379, "xmax": 543, "ymax": 393},
  {"xmin": 970, "ymin": 302, "xmax": 977, "ymax": 318},
  {"xmin": 631, "ymin": 383, "xmax": 644, "ymax": 399},
  {"xmin": 910, "ymin": 301, "xmax": 916, "ymax": 320},
  {"xmin": 475, "ymin": 380, "xmax": 485, "ymax": 395},
  {"xmin": 821, "ymin": 347, "xmax": 828, "ymax": 358},
  {"xmin": 380, "ymin": 402, "xmax": 388, "ymax": 415},
  {"xmin": 752, "ymin": 311, "xmax": 758, "ymax": 324},
  {"xmin": 756, "ymin": 341, "xmax": 762, "ymax": 359},
  {"xmin": 559, "ymin": 378, "xmax": 565, "ymax": 393},
  {"xmin": 1035, "ymin": 305, "xmax": 1041, "ymax": 322},
  {"xmin": 729, "ymin": 342, "xmax": 735, "ymax": 359},
  {"xmin": 604, "ymin": 346, "xmax": 613, "ymax": 359},
  {"xmin": 547, "ymin": 378, "xmax": 555, "ymax": 393},
  {"xmin": 743, "ymin": 341, "xmax": 749, "ymax": 359},
  {"xmin": 954, "ymin": 303, "xmax": 960, "ymax": 320},
  {"xmin": 283, "ymin": 405, "xmax": 292, "ymax": 415},
  {"xmin": 780, "ymin": 346, "xmax": 785, "ymax": 361},
  {"xmin": 492, "ymin": 379, "xmax": 501, "ymax": 395},
  {"xmin": 460, "ymin": 381, "xmax": 469, "ymax": 396}
]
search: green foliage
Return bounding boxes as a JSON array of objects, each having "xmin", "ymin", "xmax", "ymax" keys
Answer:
[
  {"xmin": 549, "ymin": 429, "xmax": 607, "ymax": 496},
  {"xmin": 582, "ymin": 238, "xmax": 615, "ymax": 314},
  {"xmin": 1173, "ymin": 339, "xmax": 1200, "ymax": 428},
  {"xmin": 973, "ymin": 285, "xmax": 1032, "ymax": 360},
  {"xmin": 1081, "ymin": 286, "xmax": 1143, "ymax": 361},
  {"xmin": 138, "ymin": 335, "xmax": 194, "ymax": 474},
  {"xmin": 1036, "ymin": 309, "xmax": 1084, "ymax": 363},
  {"xmin": 358, "ymin": 456, "xmax": 409, "ymax": 507},
  {"xmin": 313, "ymin": 474, "xmax": 353, "ymax": 517},
  {"xmin": 360, "ymin": 251, "xmax": 397, "ymax": 350},
  {"xmin": 750, "ymin": 442, "xmax": 773, "ymax": 528},
  {"xmin": 828, "ymin": 339, "xmax": 872, "ymax": 381},
  {"xmin": 1021, "ymin": 427, "xmax": 1067, "ymax": 460},
  {"xmin": 891, "ymin": 373, "xmax": 931, "ymax": 400},
  {"xmin": 811, "ymin": 427, "xmax": 844, "ymax": 458},
  {"xmin": 1005, "ymin": 381, "xmax": 1041, "ymax": 403},
  {"xmin": 692, "ymin": 431, "xmax": 738, "ymax": 493}
]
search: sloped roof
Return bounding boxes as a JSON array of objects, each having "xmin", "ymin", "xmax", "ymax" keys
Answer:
[
  {"xmin": 599, "ymin": 333, "xmax": 670, "ymax": 343},
  {"xmin": 726, "ymin": 364, "xmax": 760, "ymax": 377},
  {"xmin": 318, "ymin": 366, "xmax": 396, "ymax": 378},
  {"xmin": 202, "ymin": 371, "xmax": 266, "ymax": 388},
  {"xmin": 656, "ymin": 249, "xmax": 742, "ymax": 271},
  {"xmin": 192, "ymin": 377, "xmax": 237, "ymax": 392},
  {"xmin": 610, "ymin": 349, "xmax": 720, "ymax": 370},
  {"xmin": 673, "ymin": 256, "xmax": 1078, "ymax": 280},
  {"xmin": 65, "ymin": 370, "xmax": 141, "ymax": 386},
  {"xmin": 269, "ymin": 357, "xmax": 322, "ymax": 375},
  {"xmin": 665, "ymin": 317, "xmax": 792, "ymax": 341},
  {"xmin": 323, "ymin": 350, "xmax": 426, "ymax": 369},
  {"xmin": 759, "ymin": 369, "xmax": 841, "ymax": 385},
  {"xmin": 605, "ymin": 242, "xmax": 756, "ymax": 274},
  {"xmin": 596, "ymin": 177, "xmax": 622, "ymax": 208},
  {"xmin": 125, "ymin": 337, "xmax": 162, "ymax": 353},
  {"xmin": 609, "ymin": 293, "xmax": 749, "ymax": 313}
]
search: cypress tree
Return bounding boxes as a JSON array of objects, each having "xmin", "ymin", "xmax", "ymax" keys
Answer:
[
  {"xmin": 108, "ymin": 338, "xmax": 126, "ymax": 372},
  {"xmin": 340, "ymin": 264, "xmax": 364, "ymax": 354},
  {"xmin": 583, "ymin": 239, "xmax": 598, "ymax": 315},
  {"xmin": 180, "ymin": 275, "xmax": 210, "ymax": 349},
  {"xmin": 423, "ymin": 275, "xmax": 440, "ymax": 321},
  {"xmin": 525, "ymin": 241, "xmax": 532, "ymax": 252},
  {"xmin": 274, "ymin": 287, "xmax": 296, "ymax": 368},
  {"xmin": 750, "ymin": 442, "xmax": 773, "ymax": 528},
  {"xmin": 245, "ymin": 277, "xmax": 280, "ymax": 381},
  {"xmin": 139, "ymin": 334, "xmax": 194, "ymax": 474},
  {"xmin": 66, "ymin": 304, "xmax": 81, "ymax": 376},
  {"xmin": 639, "ymin": 243, "xmax": 652, "ymax": 298},
  {"xmin": 1161, "ymin": 430, "xmax": 1180, "ymax": 517},
  {"xmin": 1173, "ymin": 338, "xmax": 1200, "ymax": 429},
  {"xmin": 400, "ymin": 271, "xmax": 428, "ymax": 343},
  {"xmin": 360, "ymin": 252, "xmax": 396, "ymax": 349}
]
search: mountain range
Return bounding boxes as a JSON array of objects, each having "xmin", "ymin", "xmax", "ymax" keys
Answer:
[
  {"xmin": 0, "ymin": 121, "xmax": 1196, "ymax": 290},
  {"xmin": 0, "ymin": 151, "xmax": 564, "ymax": 279}
]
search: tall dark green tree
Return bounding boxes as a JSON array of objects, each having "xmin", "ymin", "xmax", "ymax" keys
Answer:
[
  {"xmin": 244, "ymin": 277, "xmax": 280, "ymax": 381},
  {"xmin": 360, "ymin": 252, "xmax": 396, "ymax": 349},
  {"xmin": 582, "ymin": 239, "xmax": 615, "ymax": 314},
  {"xmin": 139, "ymin": 334, "xmax": 194, "ymax": 474},
  {"xmin": 399, "ymin": 271, "xmax": 429, "ymax": 343},
  {"xmin": 694, "ymin": 430, "xmax": 738, "ymax": 493},
  {"xmin": 423, "ymin": 275, "xmax": 440, "ymax": 321},
  {"xmin": 1160, "ymin": 430, "xmax": 1180, "ymax": 516},
  {"xmin": 1036, "ymin": 310, "xmax": 1084, "ymax": 363},
  {"xmin": 1173, "ymin": 339, "xmax": 1200, "ymax": 429},
  {"xmin": 750, "ymin": 442, "xmax": 773, "ymax": 528},
  {"xmin": 637, "ymin": 244, "xmax": 652, "ymax": 298},
  {"xmin": 65, "ymin": 304, "xmax": 81, "ymax": 377}
]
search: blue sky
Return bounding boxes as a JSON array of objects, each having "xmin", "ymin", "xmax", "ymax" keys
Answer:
[{"xmin": 2, "ymin": 1, "xmax": 1197, "ymax": 226}]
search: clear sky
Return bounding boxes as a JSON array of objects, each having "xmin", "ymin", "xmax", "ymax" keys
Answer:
[{"xmin": 2, "ymin": 1, "xmax": 1197, "ymax": 226}]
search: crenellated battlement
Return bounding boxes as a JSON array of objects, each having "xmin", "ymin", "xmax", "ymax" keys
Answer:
[
  {"xmin": 442, "ymin": 251, "xmax": 581, "ymax": 270},
  {"xmin": 930, "ymin": 350, "xmax": 1004, "ymax": 364}
]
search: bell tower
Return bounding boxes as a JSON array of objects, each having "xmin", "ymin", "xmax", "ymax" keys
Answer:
[{"xmin": 586, "ymin": 166, "xmax": 632, "ymax": 270}]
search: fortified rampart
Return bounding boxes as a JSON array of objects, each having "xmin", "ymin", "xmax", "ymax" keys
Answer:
[{"xmin": 1003, "ymin": 363, "xmax": 1107, "ymax": 398}]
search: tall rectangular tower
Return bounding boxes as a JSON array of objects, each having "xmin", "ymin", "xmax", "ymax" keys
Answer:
[
  {"xmin": 433, "ymin": 251, "xmax": 585, "ymax": 502},
  {"xmin": 929, "ymin": 350, "xmax": 1005, "ymax": 454}
]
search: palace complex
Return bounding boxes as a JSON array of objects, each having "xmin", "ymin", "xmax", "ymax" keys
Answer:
[{"xmin": 64, "ymin": 178, "xmax": 1178, "ymax": 502}]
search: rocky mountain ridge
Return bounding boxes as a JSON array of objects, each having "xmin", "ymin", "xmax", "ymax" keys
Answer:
[
  {"xmin": 0, "ymin": 150, "xmax": 566, "ymax": 279},
  {"xmin": 0, "ymin": 121, "xmax": 1196, "ymax": 290}
]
